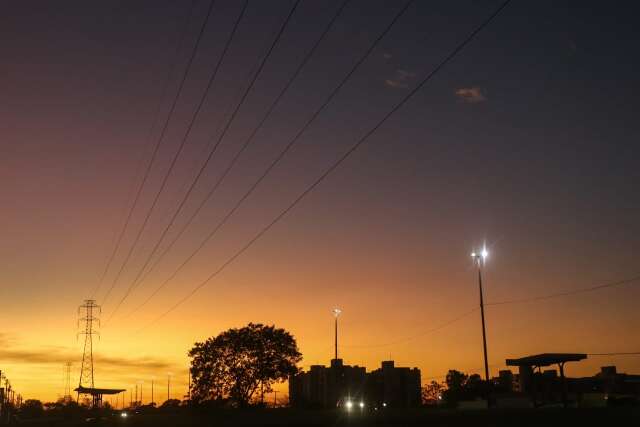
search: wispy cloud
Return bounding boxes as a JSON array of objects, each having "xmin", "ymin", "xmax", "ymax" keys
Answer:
[
  {"xmin": 0, "ymin": 335, "xmax": 173, "ymax": 371},
  {"xmin": 385, "ymin": 69, "xmax": 416, "ymax": 90},
  {"xmin": 454, "ymin": 87, "xmax": 487, "ymax": 104}
]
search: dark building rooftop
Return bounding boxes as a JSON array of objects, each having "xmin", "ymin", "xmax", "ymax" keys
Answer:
[{"xmin": 290, "ymin": 359, "xmax": 420, "ymax": 409}]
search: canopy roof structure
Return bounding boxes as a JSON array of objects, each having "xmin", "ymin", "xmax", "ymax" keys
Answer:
[
  {"xmin": 505, "ymin": 353, "xmax": 587, "ymax": 408},
  {"xmin": 75, "ymin": 386, "xmax": 125, "ymax": 395},
  {"xmin": 506, "ymin": 353, "xmax": 587, "ymax": 368}
]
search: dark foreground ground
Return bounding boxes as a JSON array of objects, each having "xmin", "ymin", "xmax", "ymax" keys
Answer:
[{"xmin": 14, "ymin": 407, "xmax": 640, "ymax": 427}]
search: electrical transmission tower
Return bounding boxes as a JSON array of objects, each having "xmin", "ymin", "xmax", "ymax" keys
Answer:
[
  {"xmin": 77, "ymin": 299, "xmax": 100, "ymax": 405},
  {"xmin": 63, "ymin": 362, "xmax": 72, "ymax": 402}
]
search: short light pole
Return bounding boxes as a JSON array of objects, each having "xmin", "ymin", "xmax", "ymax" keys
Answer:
[
  {"xmin": 471, "ymin": 246, "xmax": 490, "ymax": 382},
  {"xmin": 167, "ymin": 372, "xmax": 172, "ymax": 402},
  {"xmin": 151, "ymin": 377, "xmax": 154, "ymax": 406},
  {"xmin": 332, "ymin": 308, "xmax": 342, "ymax": 360}
]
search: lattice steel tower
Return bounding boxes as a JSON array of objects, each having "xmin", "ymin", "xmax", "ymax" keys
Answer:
[
  {"xmin": 78, "ymin": 299, "xmax": 100, "ymax": 401},
  {"xmin": 63, "ymin": 362, "xmax": 72, "ymax": 402}
]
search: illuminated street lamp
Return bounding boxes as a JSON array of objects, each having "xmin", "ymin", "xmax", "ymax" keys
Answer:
[
  {"xmin": 332, "ymin": 308, "xmax": 342, "ymax": 360},
  {"xmin": 471, "ymin": 245, "xmax": 490, "ymax": 382}
]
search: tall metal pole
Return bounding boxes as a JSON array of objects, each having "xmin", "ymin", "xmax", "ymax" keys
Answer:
[
  {"xmin": 167, "ymin": 374, "xmax": 171, "ymax": 402},
  {"xmin": 472, "ymin": 249, "xmax": 490, "ymax": 382},
  {"xmin": 332, "ymin": 308, "xmax": 341, "ymax": 360},
  {"xmin": 478, "ymin": 266, "xmax": 490, "ymax": 382},
  {"xmin": 334, "ymin": 316, "xmax": 338, "ymax": 360},
  {"xmin": 151, "ymin": 379, "xmax": 154, "ymax": 405}
]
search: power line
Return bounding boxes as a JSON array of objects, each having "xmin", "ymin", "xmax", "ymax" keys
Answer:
[
  {"xmin": 100, "ymin": 0, "xmax": 218, "ymax": 307},
  {"xmin": 327, "ymin": 272, "xmax": 640, "ymax": 350},
  {"xmin": 123, "ymin": 0, "xmax": 351, "ymax": 319},
  {"xmin": 344, "ymin": 308, "xmax": 479, "ymax": 349},
  {"xmin": 103, "ymin": 0, "xmax": 248, "ymax": 316},
  {"xmin": 334, "ymin": 273, "xmax": 640, "ymax": 350},
  {"xmin": 139, "ymin": 0, "xmax": 513, "ymax": 330},
  {"xmin": 587, "ymin": 352, "xmax": 640, "ymax": 356},
  {"xmin": 90, "ymin": 0, "xmax": 197, "ymax": 299},
  {"xmin": 106, "ymin": 0, "xmax": 300, "ymax": 322},
  {"xmin": 126, "ymin": 0, "xmax": 413, "ymax": 320},
  {"xmin": 486, "ymin": 274, "xmax": 640, "ymax": 306}
]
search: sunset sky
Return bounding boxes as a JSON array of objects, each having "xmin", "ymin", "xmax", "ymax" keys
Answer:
[{"xmin": 1, "ymin": 0, "xmax": 639, "ymax": 403}]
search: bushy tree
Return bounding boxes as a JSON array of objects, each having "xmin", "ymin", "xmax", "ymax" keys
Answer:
[
  {"xmin": 442, "ymin": 370, "xmax": 488, "ymax": 405},
  {"xmin": 422, "ymin": 380, "xmax": 445, "ymax": 405},
  {"xmin": 159, "ymin": 398, "xmax": 181, "ymax": 409},
  {"xmin": 20, "ymin": 399, "xmax": 44, "ymax": 418},
  {"xmin": 189, "ymin": 323, "xmax": 301, "ymax": 407}
]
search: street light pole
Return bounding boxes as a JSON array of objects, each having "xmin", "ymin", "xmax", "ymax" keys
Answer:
[
  {"xmin": 167, "ymin": 373, "xmax": 172, "ymax": 402},
  {"xmin": 471, "ymin": 247, "xmax": 490, "ymax": 382},
  {"xmin": 332, "ymin": 308, "xmax": 342, "ymax": 360}
]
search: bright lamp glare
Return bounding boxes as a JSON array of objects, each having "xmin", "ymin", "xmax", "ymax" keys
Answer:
[
  {"xmin": 121, "ymin": 412, "xmax": 128, "ymax": 418},
  {"xmin": 359, "ymin": 402, "xmax": 365, "ymax": 408},
  {"xmin": 481, "ymin": 248, "xmax": 488, "ymax": 259}
]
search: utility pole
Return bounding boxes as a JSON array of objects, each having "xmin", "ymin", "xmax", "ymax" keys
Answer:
[
  {"xmin": 151, "ymin": 378, "xmax": 154, "ymax": 406},
  {"xmin": 332, "ymin": 308, "xmax": 341, "ymax": 360},
  {"xmin": 78, "ymin": 299, "xmax": 100, "ymax": 406},
  {"xmin": 0, "ymin": 370, "xmax": 3, "ymax": 422},
  {"xmin": 471, "ymin": 247, "xmax": 490, "ymax": 382},
  {"xmin": 167, "ymin": 373, "xmax": 171, "ymax": 402}
]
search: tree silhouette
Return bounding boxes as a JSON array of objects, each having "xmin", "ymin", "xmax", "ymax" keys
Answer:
[
  {"xmin": 422, "ymin": 380, "xmax": 445, "ymax": 405},
  {"xmin": 20, "ymin": 399, "xmax": 44, "ymax": 418},
  {"xmin": 443, "ymin": 370, "xmax": 488, "ymax": 405},
  {"xmin": 159, "ymin": 398, "xmax": 181, "ymax": 409},
  {"xmin": 189, "ymin": 323, "xmax": 301, "ymax": 407}
]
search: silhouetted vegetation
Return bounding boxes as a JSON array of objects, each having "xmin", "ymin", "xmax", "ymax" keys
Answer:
[
  {"xmin": 189, "ymin": 323, "xmax": 301, "ymax": 408},
  {"xmin": 19, "ymin": 399, "xmax": 43, "ymax": 418},
  {"xmin": 422, "ymin": 380, "xmax": 445, "ymax": 405},
  {"xmin": 159, "ymin": 398, "xmax": 182, "ymax": 409},
  {"xmin": 442, "ymin": 370, "xmax": 487, "ymax": 405}
]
